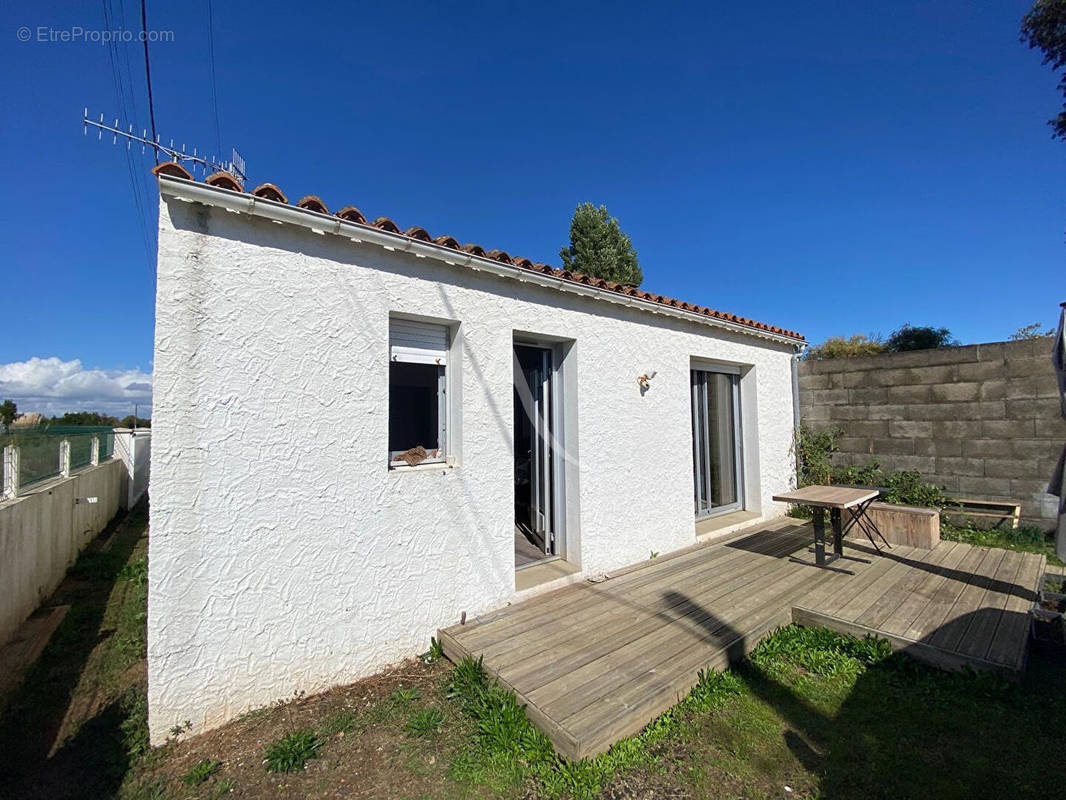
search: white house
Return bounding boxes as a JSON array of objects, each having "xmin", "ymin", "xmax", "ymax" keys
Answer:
[{"xmin": 147, "ymin": 163, "xmax": 806, "ymax": 743}]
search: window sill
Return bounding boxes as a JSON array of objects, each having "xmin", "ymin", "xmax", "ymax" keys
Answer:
[{"xmin": 388, "ymin": 460, "xmax": 456, "ymax": 474}]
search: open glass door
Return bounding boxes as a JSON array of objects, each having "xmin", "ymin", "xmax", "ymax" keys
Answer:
[
  {"xmin": 514, "ymin": 344, "xmax": 555, "ymax": 566},
  {"xmin": 691, "ymin": 368, "xmax": 742, "ymax": 518}
]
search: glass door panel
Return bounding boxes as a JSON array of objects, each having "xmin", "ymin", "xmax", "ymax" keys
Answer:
[{"xmin": 691, "ymin": 369, "xmax": 742, "ymax": 518}]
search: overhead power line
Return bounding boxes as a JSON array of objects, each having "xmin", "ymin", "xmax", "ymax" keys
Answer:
[
  {"xmin": 207, "ymin": 0, "xmax": 222, "ymax": 158},
  {"xmin": 139, "ymin": 0, "xmax": 158, "ymax": 163}
]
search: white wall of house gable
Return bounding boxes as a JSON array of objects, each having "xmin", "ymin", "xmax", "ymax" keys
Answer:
[{"xmin": 148, "ymin": 197, "xmax": 798, "ymax": 742}]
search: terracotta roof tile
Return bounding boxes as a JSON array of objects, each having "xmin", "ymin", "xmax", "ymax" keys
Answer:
[
  {"xmin": 372, "ymin": 217, "xmax": 401, "ymax": 233},
  {"xmin": 405, "ymin": 226, "xmax": 433, "ymax": 241},
  {"xmin": 297, "ymin": 195, "xmax": 329, "ymax": 214},
  {"xmin": 334, "ymin": 205, "xmax": 366, "ymax": 224},
  {"xmin": 151, "ymin": 170, "xmax": 804, "ymax": 341},
  {"xmin": 252, "ymin": 183, "xmax": 288, "ymax": 203},
  {"xmin": 205, "ymin": 171, "xmax": 243, "ymax": 192},
  {"xmin": 152, "ymin": 162, "xmax": 193, "ymax": 180}
]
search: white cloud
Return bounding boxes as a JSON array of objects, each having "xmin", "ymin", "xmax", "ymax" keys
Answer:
[{"xmin": 0, "ymin": 357, "xmax": 152, "ymax": 417}]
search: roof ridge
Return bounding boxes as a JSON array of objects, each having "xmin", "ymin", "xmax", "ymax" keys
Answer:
[{"xmin": 150, "ymin": 164, "xmax": 804, "ymax": 342}]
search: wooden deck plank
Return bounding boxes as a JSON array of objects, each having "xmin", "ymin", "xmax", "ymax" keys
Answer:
[
  {"xmin": 561, "ymin": 564, "xmax": 837, "ymax": 752},
  {"xmin": 527, "ymin": 549, "xmax": 814, "ymax": 713},
  {"xmin": 985, "ymin": 553, "xmax": 1045, "ymax": 668},
  {"xmin": 544, "ymin": 548, "xmax": 831, "ymax": 718},
  {"xmin": 901, "ymin": 542, "xmax": 987, "ymax": 643},
  {"xmin": 954, "ymin": 550, "xmax": 1026, "ymax": 660},
  {"xmin": 925, "ymin": 547, "xmax": 1007, "ymax": 652},
  {"xmin": 481, "ymin": 529, "xmax": 809, "ymax": 673},
  {"xmin": 851, "ymin": 542, "xmax": 955, "ymax": 629},
  {"xmin": 451, "ymin": 526, "xmax": 797, "ymax": 650},
  {"xmin": 437, "ymin": 521, "xmax": 1041, "ymax": 762},
  {"xmin": 498, "ymin": 532, "xmax": 814, "ymax": 690},
  {"xmin": 877, "ymin": 542, "xmax": 970, "ymax": 637},
  {"xmin": 805, "ymin": 542, "xmax": 919, "ymax": 618}
]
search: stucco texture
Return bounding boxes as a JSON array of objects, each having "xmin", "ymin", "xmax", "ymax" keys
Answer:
[{"xmin": 148, "ymin": 197, "xmax": 799, "ymax": 742}]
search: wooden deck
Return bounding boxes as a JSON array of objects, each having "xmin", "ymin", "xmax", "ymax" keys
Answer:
[{"xmin": 438, "ymin": 518, "xmax": 1045, "ymax": 761}]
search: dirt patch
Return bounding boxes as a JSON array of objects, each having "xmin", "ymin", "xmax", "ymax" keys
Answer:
[{"xmin": 125, "ymin": 657, "xmax": 480, "ymax": 799}]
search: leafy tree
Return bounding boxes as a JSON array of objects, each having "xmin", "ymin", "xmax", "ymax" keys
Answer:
[
  {"xmin": 1021, "ymin": 0, "xmax": 1066, "ymax": 139},
  {"xmin": 49, "ymin": 411, "xmax": 120, "ymax": 426},
  {"xmin": 804, "ymin": 334, "xmax": 886, "ymax": 360},
  {"xmin": 0, "ymin": 399, "xmax": 16, "ymax": 426},
  {"xmin": 559, "ymin": 203, "xmax": 643, "ymax": 286},
  {"xmin": 119, "ymin": 415, "xmax": 151, "ymax": 428},
  {"xmin": 885, "ymin": 324, "xmax": 958, "ymax": 352},
  {"xmin": 1009, "ymin": 321, "xmax": 1052, "ymax": 340}
]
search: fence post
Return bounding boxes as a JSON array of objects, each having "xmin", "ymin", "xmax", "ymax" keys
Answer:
[
  {"xmin": 3, "ymin": 445, "xmax": 19, "ymax": 499},
  {"xmin": 90, "ymin": 435, "xmax": 100, "ymax": 466},
  {"xmin": 59, "ymin": 439, "xmax": 71, "ymax": 478}
]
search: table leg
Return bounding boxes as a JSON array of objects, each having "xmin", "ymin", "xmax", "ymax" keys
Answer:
[
  {"xmin": 831, "ymin": 508, "xmax": 843, "ymax": 556},
  {"xmin": 812, "ymin": 507, "xmax": 826, "ymax": 566}
]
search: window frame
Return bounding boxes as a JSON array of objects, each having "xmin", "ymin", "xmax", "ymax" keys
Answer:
[
  {"xmin": 388, "ymin": 361, "xmax": 447, "ymax": 466},
  {"xmin": 387, "ymin": 317, "xmax": 452, "ymax": 469}
]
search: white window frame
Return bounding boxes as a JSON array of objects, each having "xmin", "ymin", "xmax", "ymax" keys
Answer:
[{"xmin": 388, "ymin": 318, "xmax": 450, "ymax": 468}]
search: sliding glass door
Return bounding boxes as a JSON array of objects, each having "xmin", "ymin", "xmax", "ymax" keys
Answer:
[{"xmin": 691, "ymin": 368, "xmax": 742, "ymax": 518}]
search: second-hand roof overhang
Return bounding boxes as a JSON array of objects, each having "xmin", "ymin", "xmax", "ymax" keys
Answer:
[{"xmin": 153, "ymin": 164, "xmax": 806, "ymax": 348}]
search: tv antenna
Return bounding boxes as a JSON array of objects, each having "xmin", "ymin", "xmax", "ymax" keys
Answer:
[{"xmin": 83, "ymin": 108, "xmax": 246, "ymax": 184}]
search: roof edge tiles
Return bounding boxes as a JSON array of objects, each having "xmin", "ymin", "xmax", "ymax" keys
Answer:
[{"xmin": 151, "ymin": 167, "xmax": 805, "ymax": 343}]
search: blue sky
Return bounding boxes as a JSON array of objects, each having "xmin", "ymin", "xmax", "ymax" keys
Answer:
[{"xmin": 1, "ymin": 0, "xmax": 1063, "ymax": 414}]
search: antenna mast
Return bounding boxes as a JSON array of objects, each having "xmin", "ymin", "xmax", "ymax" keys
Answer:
[{"xmin": 83, "ymin": 109, "xmax": 246, "ymax": 184}]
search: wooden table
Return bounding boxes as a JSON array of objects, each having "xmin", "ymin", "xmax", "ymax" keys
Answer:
[{"xmin": 772, "ymin": 485, "xmax": 886, "ymax": 567}]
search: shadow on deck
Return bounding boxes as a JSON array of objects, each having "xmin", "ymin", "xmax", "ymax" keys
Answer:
[{"xmin": 438, "ymin": 518, "xmax": 1044, "ymax": 760}]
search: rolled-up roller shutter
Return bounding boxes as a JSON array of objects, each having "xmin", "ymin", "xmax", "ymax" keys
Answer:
[{"xmin": 389, "ymin": 318, "xmax": 449, "ymax": 365}]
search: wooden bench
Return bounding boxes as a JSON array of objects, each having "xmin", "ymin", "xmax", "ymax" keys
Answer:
[
  {"xmin": 863, "ymin": 502, "xmax": 940, "ymax": 549},
  {"xmin": 942, "ymin": 496, "xmax": 1023, "ymax": 530}
]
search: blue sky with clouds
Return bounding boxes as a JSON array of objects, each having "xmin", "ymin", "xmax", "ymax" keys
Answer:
[{"xmin": 1, "ymin": 0, "xmax": 1063, "ymax": 415}]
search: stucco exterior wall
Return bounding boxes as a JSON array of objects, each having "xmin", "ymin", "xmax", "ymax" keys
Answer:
[{"xmin": 148, "ymin": 197, "xmax": 800, "ymax": 742}]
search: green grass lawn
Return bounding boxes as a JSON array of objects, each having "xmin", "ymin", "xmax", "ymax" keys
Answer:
[
  {"xmin": 941, "ymin": 522, "xmax": 1064, "ymax": 567},
  {"xmin": 3, "ymin": 504, "xmax": 1065, "ymax": 799}
]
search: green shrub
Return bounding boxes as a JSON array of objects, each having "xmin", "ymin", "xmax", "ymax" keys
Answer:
[
  {"xmin": 795, "ymin": 423, "xmax": 840, "ymax": 487},
  {"xmin": 804, "ymin": 334, "xmax": 887, "ymax": 360},
  {"xmin": 262, "ymin": 729, "xmax": 322, "ymax": 773},
  {"xmin": 831, "ymin": 461, "xmax": 947, "ymax": 508}
]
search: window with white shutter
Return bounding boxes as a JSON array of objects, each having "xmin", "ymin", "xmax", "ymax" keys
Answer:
[{"xmin": 388, "ymin": 318, "xmax": 449, "ymax": 466}]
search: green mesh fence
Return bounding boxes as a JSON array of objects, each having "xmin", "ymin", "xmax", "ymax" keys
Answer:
[
  {"xmin": 1, "ymin": 426, "xmax": 118, "ymax": 491},
  {"xmin": 18, "ymin": 436, "xmax": 60, "ymax": 487},
  {"xmin": 69, "ymin": 436, "xmax": 92, "ymax": 470}
]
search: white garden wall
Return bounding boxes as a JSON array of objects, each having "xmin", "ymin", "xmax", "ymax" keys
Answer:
[
  {"xmin": 0, "ymin": 458, "xmax": 124, "ymax": 645},
  {"xmin": 148, "ymin": 194, "xmax": 800, "ymax": 743}
]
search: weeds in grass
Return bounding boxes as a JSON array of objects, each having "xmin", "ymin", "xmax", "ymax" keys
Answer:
[
  {"xmin": 212, "ymin": 778, "xmax": 236, "ymax": 796},
  {"xmin": 119, "ymin": 687, "xmax": 150, "ymax": 761},
  {"xmin": 444, "ymin": 654, "xmax": 743, "ymax": 799},
  {"xmin": 182, "ymin": 758, "xmax": 222, "ymax": 785},
  {"xmin": 262, "ymin": 729, "xmax": 322, "ymax": 773},
  {"xmin": 749, "ymin": 625, "xmax": 892, "ymax": 682},
  {"xmin": 390, "ymin": 685, "xmax": 422, "ymax": 706},
  {"xmin": 319, "ymin": 709, "xmax": 359, "ymax": 736},
  {"xmin": 421, "ymin": 636, "xmax": 445, "ymax": 664},
  {"xmin": 406, "ymin": 706, "xmax": 446, "ymax": 737},
  {"xmin": 942, "ymin": 523, "xmax": 1062, "ymax": 565}
]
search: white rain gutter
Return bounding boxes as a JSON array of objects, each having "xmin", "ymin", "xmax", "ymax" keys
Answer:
[{"xmin": 157, "ymin": 175, "xmax": 806, "ymax": 349}]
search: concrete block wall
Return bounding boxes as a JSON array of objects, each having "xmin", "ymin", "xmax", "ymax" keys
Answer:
[{"xmin": 798, "ymin": 338, "xmax": 1064, "ymax": 526}]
